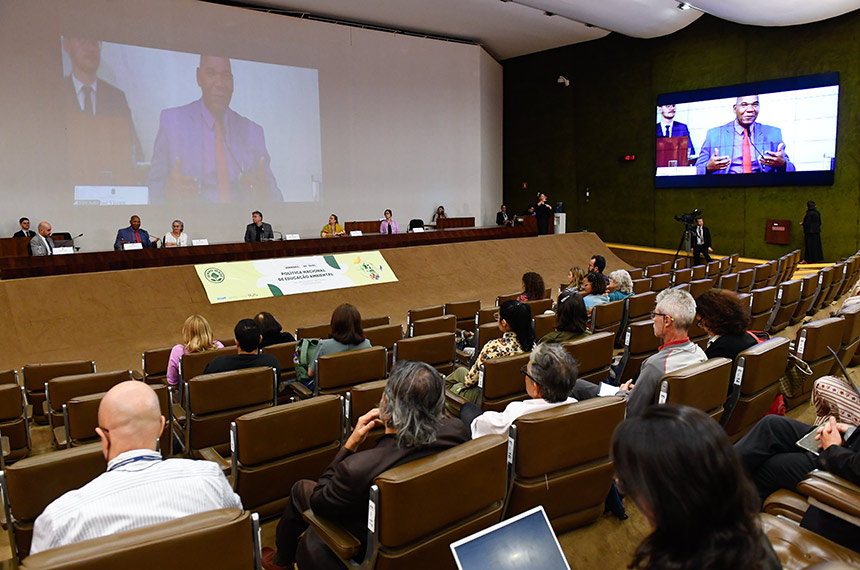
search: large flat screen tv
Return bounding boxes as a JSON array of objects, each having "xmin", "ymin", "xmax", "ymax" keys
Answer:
[{"xmin": 655, "ymin": 73, "xmax": 838, "ymax": 188}]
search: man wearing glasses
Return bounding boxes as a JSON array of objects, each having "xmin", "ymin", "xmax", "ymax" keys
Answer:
[{"xmin": 696, "ymin": 95, "xmax": 794, "ymax": 175}]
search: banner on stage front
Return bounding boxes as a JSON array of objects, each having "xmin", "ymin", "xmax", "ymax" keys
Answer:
[{"xmin": 195, "ymin": 251, "xmax": 398, "ymax": 304}]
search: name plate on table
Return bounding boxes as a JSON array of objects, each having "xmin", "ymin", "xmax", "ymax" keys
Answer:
[
  {"xmin": 122, "ymin": 242, "xmax": 143, "ymax": 251},
  {"xmin": 285, "ymin": 234, "xmax": 301, "ymax": 240},
  {"xmin": 412, "ymin": 227, "xmax": 424, "ymax": 233},
  {"xmin": 192, "ymin": 239, "xmax": 209, "ymax": 246},
  {"xmin": 74, "ymin": 186, "xmax": 149, "ymax": 206},
  {"xmin": 53, "ymin": 247, "xmax": 75, "ymax": 255},
  {"xmin": 349, "ymin": 230, "xmax": 363, "ymax": 237}
]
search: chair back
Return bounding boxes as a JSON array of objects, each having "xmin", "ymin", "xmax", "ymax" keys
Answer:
[
  {"xmin": 46, "ymin": 370, "xmax": 133, "ymax": 431},
  {"xmin": 644, "ymin": 263, "xmax": 661, "ymax": 277},
  {"xmin": 22, "ymin": 360, "xmax": 95, "ymax": 423},
  {"xmin": 728, "ymin": 253, "xmax": 739, "ymax": 272},
  {"xmin": 627, "ymin": 268, "xmax": 644, "ymax": 280},
  {"xmin": 649, "ymin": 273, "xmax": 671, "ymax": 291},
  {"xmin": 1, "ymin": 443, "xmax": 106, "ymax": 562},
  {"xmin": 179, "ymin": 346, "xmax": 235, "ymax": 385},
  {"xmin": 689, "ymin": 278, "xmax": 715, "ymax": 299},
  {"xmin": 691, "ymin": 265, "xmax": 707, "ymax": 280},
  {"xmin": 473, "ymin": 323, "xmax": 504, "ymax": 355},
  {"xmin": 393, "ymin": 332, "xmax": 456, "ymax": 374},
  {"xmin": 232, "ymin": 397, "xmax": 341, "ymax": 519},
  {"xmin": 718, "ymin": 256, "xmax": 730, "ymax": 274},
  {"xmin": 479, "ymin": 352, "xmax": 530, "ymax": 412},
  {"xmin": 0, "ymin": 370, "xmax": 18, "ymax": 385},
  {"xmin": 788, "ymin": 317, "xmax": 845, "ymax": 408},
  {"xmin": 833, "ymin": 302, "xmax": 860, "ymax": 373},
  {"xmin": 718, "ymin": 272, "xmax": 739, "ymax": 291},
  {"xmin": 752, "ymin": 263, "xmax": 771, "ymax": 289},
  {"xmin": 364, "ymin": 324, "xmax": 404, "ymax": 370},
  {"xmin": 722, "ymin": 337, "xmax": 791, "ymax": 441},
  {"xmin": 345, "ymin": 379, "xmax": 388, "ymax": 451},
  {"xmin": 0, "ymin": 384, "xmax": 29, "ymax": 463},
  {"xmin": 631, "ymin": 278, "xmax": 651, "ymax": 294},
  {"xmin": 142, "ymin": 347, "xmax": 172, "ymax": 385},
  {"xmin": 561, "ymin": 332, "xmax": 615, "ymax": 384},
  {"xmin": 737, "ymin": 269, "xmax": 755, "ymax": 293},
  {"xmin": 18, "ymin": 509, "xmax": 259, "ymax": 570},
  {"xmin": 444, "ymin": 300, "xmax": 481, "ymax": 333},
  {"xmin": 495, "ymin": 292, "xmax": 519, "ymax": 306},
  {"xmin": 186, "ymin": 367, "xmax": 277, "ymax": 457},
  {"xmin": 615, "ymin": 321, "xmax": 662, "ymax": 383},
  {"xmin": 475, "ymin": 307, "xmax": 498, "ymax": 327},
  {"xmin": 362, "ymin": 315, "xmax": 390, "ymax": 329},
  {"xmin": 791, "ymin": 272, "xmax": 822, "ymax": 325},
  {"xmin": 588, "ymin": 300, "xmax": 624, "ymax": 336},
  {"xmin": 316, "ymin": 346, "xmax": 387, "ymax": 396},
  {"xmin": 626, "ymin": 291, "xmax": 657, "ymax": 323},
  {"xmin": 656, "ymin": 358, "xmax": 732, "ymax": 421},
  {"xmin": 533, "ymin": 313, "xmax": 556, "ymax": 342},
  {"xmin": 706, "ymin": 260, "xmax": 721, "ymax": 278},
  {"xmin": 261, "ymin": 341, "xmax": 297, "ymax": 383},
  {"xmin": 407, "ymin": 305, "xmax": 444, "ymax": 326},
  {"xmin": 506, "ymin": 397, "xmax": 626, "ymax": 532},
  {"xmin": 368, "ymin": 435, "xmax": 508, "ymax": 569},
  {"xmin": 408, "ymin": 219, "xmax": 423, "ymax": 231},
  {"xmin": 295, "ymin": 322, "xmax": 331, "ymax": 341},
  {"xmin": 673, "ymin": 268, "xmax": 692, "ymax": 286},
  {"xmin": 524, "ymin": 298, "xmax": 552, "ymax": 315},
  {"xmin": 768, "ymin": 280, "xmax": 802, "ymax": 333},
  {"xmin": 409, "ymin": 315, "xmax": 456, "ymax": 338},
  {"xmin": 748, "ymin": 286, "xmax": 777, "ymax": 330}
]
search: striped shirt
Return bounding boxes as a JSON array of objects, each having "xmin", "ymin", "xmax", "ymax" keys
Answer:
[{"xmin": 30, "ymin": 449, "xmax": 242, "ymax": 554}]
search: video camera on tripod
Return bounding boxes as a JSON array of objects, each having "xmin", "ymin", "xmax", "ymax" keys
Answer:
[{"xmin": 674, "ymin": 208, "xmax": 702, "ymax": 228}]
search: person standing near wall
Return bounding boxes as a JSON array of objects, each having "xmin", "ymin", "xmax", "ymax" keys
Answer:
[
  {"xmin": 801, "ymin": 201, "xmax": 823, "ymax": 263},
  {"xmin": 535, "ymin": 193, "xmax": 553, "ymax": 235}
]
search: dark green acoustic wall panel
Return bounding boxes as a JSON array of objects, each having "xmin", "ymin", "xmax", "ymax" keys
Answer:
[{"xmin": 503, "ymin": 12, "xmax": 860, "ymax": 261}]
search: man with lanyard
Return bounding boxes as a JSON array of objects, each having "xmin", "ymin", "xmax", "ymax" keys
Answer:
[
  {"xmin": 30, "ymin": 381, "xmax": 241, "ymax": 553},
  {"xmin": 114, "ymin": 215, "xmax": 158, "ymax": 250}
]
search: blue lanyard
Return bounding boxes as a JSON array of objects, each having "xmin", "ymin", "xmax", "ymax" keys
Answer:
[{"xmin": 107, "ymin": 454, "xmax": 162, "ymax": 472}]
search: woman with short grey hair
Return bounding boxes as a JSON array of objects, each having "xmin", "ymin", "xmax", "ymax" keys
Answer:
[
  {"xmin": 163, "ymin": 219, "xmax": 188, "ymax": 247},
  {"xmin": 607, "ymin": 269, "xmax": 633, "ymax": 301}
]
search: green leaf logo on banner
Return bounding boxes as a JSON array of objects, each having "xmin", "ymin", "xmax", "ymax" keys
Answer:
[{"xmin": 267, "ymin": 284, "xmax": 284, "ymax": 296}]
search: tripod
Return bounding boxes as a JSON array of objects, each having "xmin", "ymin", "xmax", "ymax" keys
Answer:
[{"xmin": 671, "ymin": 224, "xmax": 694, "ymax": 272}]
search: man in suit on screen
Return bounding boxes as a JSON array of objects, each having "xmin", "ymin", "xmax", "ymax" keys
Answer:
[
  {"xmin": 696, "ymin": 95, "xmax": 795, "ymax": 175},
  {"xmin": 656, "ymin": 104, "xmax": 695, "ymax": 159},
  {"xmin": 147, "ymin": 55, "xmax": 282, "ymax": 204}
]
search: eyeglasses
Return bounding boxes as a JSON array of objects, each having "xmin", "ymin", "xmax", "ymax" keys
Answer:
[
  {"xmin": 520, "ymin": 365, "xmax": 536, "ymax": 383},
  {"xmin": 649, "ymin": 311, "xmax": 675, "ymax": 322},
  {"xmin": 696, "ymin": 317, "xmax": 704, "ymax": 328}
]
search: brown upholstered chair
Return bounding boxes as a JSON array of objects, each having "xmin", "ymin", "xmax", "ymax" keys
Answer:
[
  {"xmin": 748, "ymin": 286, "xmax": 777, "ymax": 330},
  {"xmin": 588, "ymin": 300, "xmax": 624, "ymax": 337},
  {"xmin": 649, "ymin": 273, "xmax": 671, "ymax": 292},
  {"xmin": 45, "ymin": 370, "xmax": 133, "ymax": 448},
  {"xmin": 706, "ymin": 260, "xmax": 721, "ymax": 278},
  {"xmin": 393, "ymin": 332, "xmax": 456, "ymax": 375},
  {"xmin": 22, "ymin": 360, "xmax": 95, "ymax": 424},
  {"xmin": 761, "ymin": 512, "xmax": 860, "ymax": 570},
  {"xmin": 819, "ymin": 263, "xmax": 845, "ymax": 308},
  {"xmin": 362, "ymin": 315, "xmax": 390, "ymax": 329},
  {"xmin": 752, "ymin": 263, "xmax": 771, "ymax": 290},
  {"xmin": 505, "ymin": 397, "xmax": 626, "ymax": 532},
  {"xmin": 229, "ymin": 397, "xmax": 342, "ymax": 520},
  {"xmin": 655, "ymin": 358, "xmax": 732, "ymax": 422},
  {"xmin": 409, "ymin": 314, "xmax": 456, "ymax": 338},
  {"xmin": 495, "ymin": 292, "xmax": 519, "ymax": 305},
  {"xmin": 660, "ymin": 261, "xmax": 673, "ymax": 274},
  {"xmin": 0, "ymin": 370, "xmax": 18, "ymax": 385},
  {"xmin": 364, "ymin": 324, "xmax": 404, "ymax": 370},
  {"xmin": 766, "ymin": 279, "xmax": 802, "ymax": 333},
  {"xmin": 626, "ymin": 291, "xmax": 657, "ymax": 324},
  {"xmin": 406, "ymin": 305, "xmax": 444, "ymax": 327},
  {"xmin": 141, "ymin": 346, "xmax": 172, "ymax": 385},
  {"xmin": 472, "ymin": 323, "xmax": 504, "ymax": 357},
  {"xmin": 475, "ymin": 307, "xmax": 498, "ymax": 327},
  {"xmin": 345, "ymin": 379, "xmax": 387, "ymax": 450},
  {"xmin": 303, "ymin": 435, "xmax": 508, "ymax": 570},
  {"xmin": 728, "ymin": 252, "xmax": 739, "ymax": 272},
  {"xmin": 691, "ymin": 265, "xmax": 707, "ymax": 280},
  {"xmin": 0, "ymin": 383, "xmax": 30, "ymax": 465},
  {"xmin": 179, "ymin": 346, "xmax": 236, "ymax": 387},
  {"xmin": 792, "ymin": 272, "xmax": 823, "ymax": 325},
  {"xmin": 736, "ymin": 268, "xmax": 755, "ymax": 293},
  {"xmin": 18, "ymin": 509, "xmax": 261, "ymax": 570},
  {"xmin": 644, "ymin": 263, "xmax": 662, "ymax": 277},
  {"xmin": 627, "ymin": 268, "xmax": 644, "ymax": 280},
  {"xmin": 260, "ymin": 341, "xmax": 298, "ymax": 399},
  {"xmin": 63, "ymin": 384, "xmax": 172, "ymax": 454},
  {"xmin": 810, "ymin": 266, "xmax": 837, "ymax": 314},
  {"xmin": 0, "ymin": 443, "xmax": 107, "ymax": 562},
  {"xmin": 533, "ymin": 314, "xmax": 556, "ymax": 342},
  {"xmin": 718, "ymin": 272, "xmax": 738, "ymax": 291},
  {"xmin": 631, "ymin": 278, "xmax": 651, "ymax": 294},
  {"xmin": 672, "ymin": 267, "xmax": 692, "ymax": 286},
  {"xmin": 524, "ymin": 298, "xmax": 552, "ymax": 315},
  {"xmin": 561, "ymin": 332, "xmax": 615, "ymax": 384},
  {"xmin": 718, "ymin": 256, "xmax": 730, "ymax": 274},
  {"xmin": 314, "ymin": 346, "xmax": 387, "ymax": 398},
  {"xmin": 295, "ymin": 322, "xmax": 331, "ymax": 341},
  {"xmin": 688, "ymin": 278, "xmax": 715, "ymax": 300},
  {"xmin": 471, "ymin": 352, "xmax": 531, "ymax": 412},
  {"xmin": 181, "ymin": 367, "xmax": 277, "ymax": 461},
  {"xmin": 614, "ymin": 320, "xmax": 662, "ymax": 384},
  {"xmin": 687, "ymin": 317, "xmax": 710, "ymax": 350},
  {"xmin": 721, "ymin": 337, "xmax": 791, "ymax": 442},
  {"xmin": 832, "ymin": 258, "xmax": 857, "ymax": 300},
  {"xmin": 787, "ymin": 317, "xmax": 845, "ymax": 409},
  {"xmin": 831, "ymin": 302, "xmax": 860, "ymax": 373},
  {"xmin": 444, "ymin": 300, "xmax": 481, "ymax": 333}
]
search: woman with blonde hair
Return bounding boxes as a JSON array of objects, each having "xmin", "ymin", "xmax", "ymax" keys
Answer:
[
  {"xmin": 166, "ymin": 315, "xmax": 224, "ymax": 386},
  {"xmin": 563, "ymin": 266, "xmax": 586, "ymax": 292}
]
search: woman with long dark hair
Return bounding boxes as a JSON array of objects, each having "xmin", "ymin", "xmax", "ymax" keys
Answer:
[
  {"xmin": 612, "ymin": 404, "xmax": 781, "ymax": 570},
  {"xmin": 445, "ymin": 300, "xmax": 534, "ymax": 404},
  {"xmin": 517, "ymin": 271, "xmax": 545, "ymax": 302},
  {"xmin": 308, "ymin": 303, "xmax": 371, "ymax": 378},
  {"xmin": 539, "ymin": 291, "xmax": 589, "ymax": 344}
]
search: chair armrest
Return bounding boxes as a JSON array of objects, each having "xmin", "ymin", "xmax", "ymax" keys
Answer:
[
  {"xmin": 197, "ymin": 446, "xmax": 231, "ymax": 474},
  {"xmin": 798, "ymin": 470, "xmax": 860, "ymax": 522},
  {"xmin": 445, "ymin": 389, "xmax": 467, "ymax": 416},
  {"xmin": 171, "ymin": 402, "xmax": 186, "ymax": 425},
  {"xmin": 288, "ymin": 382, "xmax": 313, "ymax": 400},
  {"xmin": 302, "ymin": 509, "xmax": 361, "ymax": 560},
  {"xmin": 52, "ymin": 426, "xmax": 67, "ymax": 449},
  {"xmin": 763, "ymin": 489, "xmax": 808, "ymax": 523},
  {"xmin": 25, "ymin": 404, "xmax": 33, "ymax": 418},
  {"xmin": 131, "ymin": 370, "xmax": 144, "ymax": 381},
  {"xmin": 42, "ymin": 401, "xmax": 49, "ymax": 416},
  {"xmin": 0, "ymin": 436, "xmax": 9, "ymax": 457}
]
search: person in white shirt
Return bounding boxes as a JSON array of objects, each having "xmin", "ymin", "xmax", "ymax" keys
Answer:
[
  {"xmin": 162, "ymin": 219, "xmax": 189, "ymax": 247},
  {"xmin": 30, "ymin": 381, "xmax": 241, "ymax": 554},
  {"xmin": 460, "ymin": 343, "xmax": 578, "ymax": 438}
]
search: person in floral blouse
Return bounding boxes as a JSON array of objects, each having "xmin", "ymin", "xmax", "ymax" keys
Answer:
[{"xmin": 445, "ymin": 300, "xmax": 535, "ymax": 403}]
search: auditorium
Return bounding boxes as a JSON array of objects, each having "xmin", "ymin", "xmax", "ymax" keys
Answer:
[{"xmin": 1, "ymin": 1, "xmax": 860, "ymax": 568}]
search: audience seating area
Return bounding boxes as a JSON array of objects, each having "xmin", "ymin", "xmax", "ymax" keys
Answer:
[{"xmin": 5, "ymin": 244, "xmax": 860, "ymax": 568}]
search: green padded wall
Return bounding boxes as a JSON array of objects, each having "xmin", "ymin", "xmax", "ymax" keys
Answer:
[{"xmin": 503, "ymin": 12, "xmax": 860, "ymax": 260}]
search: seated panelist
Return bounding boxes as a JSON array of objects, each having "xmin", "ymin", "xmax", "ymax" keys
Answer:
[
  {"xmin": 244, "ymin": 210, "xmax": 274, "ymax": 242},
  {"xmin": 320, "ymin": 214, "xmax": 345, "ymax": 238},
  {"xmin": 162, "ymin": 219, "xmax": 188, "ymax": 247},
  {"xmin": 114, "ymin": 215, "xmax": 157, "ymax": 250}
]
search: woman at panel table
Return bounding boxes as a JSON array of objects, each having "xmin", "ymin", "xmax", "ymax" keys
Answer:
[
  {"xmin": 431, "ymin": 205, "xmax": 447, "ymax": 222},
  {"xmin": 379, "ymin": 209, "xmax": 399, "ymax": 235},
  {"xmin": 162, "ymin": 219, "xmax": 188, "ymax": 247},
  {"xmin": 320, "ymin": 214, "xmax": 345, "ymax": 238}
]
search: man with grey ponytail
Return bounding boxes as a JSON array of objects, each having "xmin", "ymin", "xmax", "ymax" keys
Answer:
[{"xmin": 263, "ymin": 360, "xmax": 468, "ymax": 570}]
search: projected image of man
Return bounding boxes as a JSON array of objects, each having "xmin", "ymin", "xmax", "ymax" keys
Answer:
[
  {"xmin": 697, "ymin": 95, "xmax": 794, "ymax": 175},
  {"xmin": 147, "ymin": 55, "xmax": 282, "ymax": 203},
  {"xmin": 62, "ymin": 37, "xmax": 143, "ymax": 185},
  {"xmin": 656, "ymin": 104, "xmax": 694, "ymax": 158}
]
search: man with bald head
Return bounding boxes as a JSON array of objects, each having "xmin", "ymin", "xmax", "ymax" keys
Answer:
[
  {"xmin": 29, "ymin": 381, "xmax": 241, "ymax": 554},
  {"xmin": 29, "ymin": 221, "xmax": 54, "ymax": 256},
  {"xmin": 697, "ymin": 95, "xmax": 795, "ymax": 175},
  {"xmin": 147, "ymin": 54, "xmax": 282, "ymax": 203}
]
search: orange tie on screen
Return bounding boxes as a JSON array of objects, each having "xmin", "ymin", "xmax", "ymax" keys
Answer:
[
  {"xmin": 214, "ymin": 119, "xmax": 230, "ymax": 203},
  {"xmin": 742, "ymin": 128, "xmax": 752, "ymax": 173}
]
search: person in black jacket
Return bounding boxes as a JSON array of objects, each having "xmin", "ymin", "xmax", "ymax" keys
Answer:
[
  {"xmin": 255, "ymin": 312, "xmax": 295, "ymax": 348},
  {"xmin": 534, "ymin": 193, "xmax": 553, "ymax": 235},
  {"xmin": 495, "ymin": 204, "xmax": 512, "ymax": 226},
  {"xmin": 801, "ymin": 201, "xmax": 823, "ymax": 263},
  {"xmin": 695, "ymin": 289, "xmax": 758, "ymax": 367},
  {"xmin": 690, "ymin": 217, "xmax": 713, "ymax": 266}
]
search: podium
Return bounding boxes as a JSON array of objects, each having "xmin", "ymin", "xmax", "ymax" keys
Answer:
[{"xmin": 765, "ymin": 220, "xmax": 791, "ymax": 245}]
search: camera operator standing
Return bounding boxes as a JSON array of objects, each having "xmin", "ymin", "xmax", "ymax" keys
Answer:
[{"xmin": 690, "ymin": 217, "xmax": 713, "ymax": 266}]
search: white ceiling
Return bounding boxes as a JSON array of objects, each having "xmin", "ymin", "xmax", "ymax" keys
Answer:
[{"xmin": 218, "ymin": 0, "xmax": 860, "ymax": 60}]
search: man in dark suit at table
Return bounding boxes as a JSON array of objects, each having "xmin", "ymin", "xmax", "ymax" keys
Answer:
[
  {"xmin": 496, "ymin": 204, "xmax": 513, "ymax": 226},
  {"xmin": 62, "ymin": 36, "xmax": 143, "ymax": 185},
  {"xmin": 114, "ymin": 215, "xmax": 157, "ymax": 250},
  {"xmin": 244, "ymin": 210, "xmax": 274, "ymax": 242},
  {"xmin": 656, "ymin": 104, "xmax": 695, "ymax": 160},
  {"xmin": 13, "ymin": 217, "xmax": 35, "ymax": 238}
]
